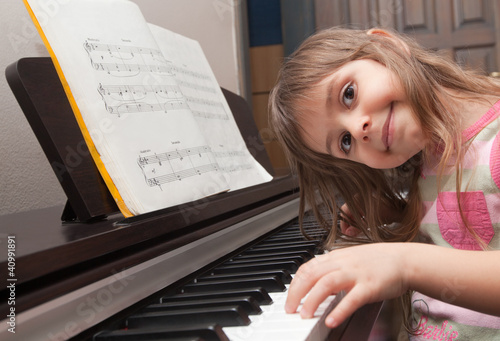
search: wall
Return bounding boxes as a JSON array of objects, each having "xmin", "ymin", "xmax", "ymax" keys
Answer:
[
  {"xmin": 0, "ymin": 0, "xmax": 245, "ymax": 216},
  {"xmin": 247, "ymin": 0, "xmax": 288, "ymax": 174},
  {"xmin": 247, "ymin": 0, "xmax": 316, "ymax": 175}
]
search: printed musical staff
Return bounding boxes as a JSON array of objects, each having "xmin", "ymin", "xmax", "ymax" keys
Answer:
[
  {"xmin": 98, "ymin": 83, "xmax": 189, "ymax": 115},
  {"xmin": 104, "ymin": 99, "xmax": 189, "ymax": 115},
  {"xmin": 84, "ymin": 41, "xmax": 164, "ymax": 59},
  {"xmin": 177, "ymin": 79, "xmax": 216, "ymax": 94},
  {"xmin": 85, "ymin": 40, "xmax": 229, "ymax": 119},
  {"xmin": 84, "ymin": 40, "xmax": 169, "ymax": 77},
  {"xmin": 145, "ymin": 164, "xmax": 220, "ymax": 187},
  {"xmin": 138, "ymin": 146, "xmax": 221, "ymax": 188},
  {"xmin": 213, "ymin": 150, "xmax": 247, "ymax": 158},
  {"xmin": 84, "ymin": 40, "xmax": 214, "ymax": 81},
  {"xmin": 165, "ymin": 62, "xmax": 230, "ymax": 120},
  {"xmin": 98, "ymin": 83, "xmax": 182, "ymax": 100},
  {"xmin": 213, "ymin": 150, "xmax": 255, "ymax": 173},
  {"xmin": 219, "ymin": 163, "xmax": 254, "ymax": 173},
  {"xmin": 138, "ymin": 146, "xmax": 212, "ymax": 166},
  {"xmin": 185, "ymin": 97, "xmax": 229, "ymax": 120},
  {"xmin": 90, "ymin": 61, "xmax": 172, "ymax": 76},
  {"xmin": 170, "ymin": 64, "xmax": 211, "ymax": 81}
]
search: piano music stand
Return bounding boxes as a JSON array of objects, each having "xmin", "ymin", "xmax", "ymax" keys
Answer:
[{"xmin": 5, "ymin": 57, "xmax": 276, "ymax": 223}]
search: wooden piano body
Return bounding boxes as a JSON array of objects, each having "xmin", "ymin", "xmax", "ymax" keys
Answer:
[{"xmin": 0, "ymin": 58, "xmax": 382, "ymax": 340}]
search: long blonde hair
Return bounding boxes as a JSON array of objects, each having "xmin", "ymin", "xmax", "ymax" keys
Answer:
[
  {"xmin": 270, "ymin": 27, "xmax": 500, "ymax": 245},
  {"xmin": 269, "ymin": 27, "xmax": 500, "ymax": 332}
]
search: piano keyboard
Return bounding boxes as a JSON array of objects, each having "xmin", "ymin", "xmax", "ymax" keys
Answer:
[{"xmin": 92, "ymin": 211, "xmax": 336, "ymax": 341}]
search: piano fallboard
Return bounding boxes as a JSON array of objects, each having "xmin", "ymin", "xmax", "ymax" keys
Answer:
[{"xmin": 0, "ymin": 175, "xmax": 297, "ymax": 315}]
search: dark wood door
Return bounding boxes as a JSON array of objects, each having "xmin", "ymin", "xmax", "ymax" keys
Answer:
[{"xmin": 314, "ymin": 0, "xmax": 500, "ymax": 74}]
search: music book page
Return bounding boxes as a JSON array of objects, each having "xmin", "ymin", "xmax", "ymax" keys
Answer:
[{"xmin": 24, "ymin": 0, "xmax": 272, "ymax": 216}]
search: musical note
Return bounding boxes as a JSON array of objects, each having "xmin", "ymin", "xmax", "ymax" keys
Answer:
[
  {"xmin": 137, "ymin": 145, "xmax": 220, "ymax": 189},
  {"xmin": 138, "ymin": 146, "xmax": 211, "ymax": 166},
  {"xmin": 85, "ymin": 39, "xmax": 231, "ymax": 121},
  {"xmin": 97, "ymin": 83, "xmax": 189, "ymax": 116}
]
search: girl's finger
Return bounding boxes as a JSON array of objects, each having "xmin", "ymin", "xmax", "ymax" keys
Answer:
[
  {"xmin": 285, "ymin": 255, "xmax": 333, "ymax": 313},
  {"xmin": 298, "ymin": 272, "xmax": 346, "ymax": 319},
  {"xmin": 325, "ymin": 284, "xmax": 369, "ymax": 328},
  {"xmin": 285, "ymin": 265, "xmax": 316, "ymax": 313}
]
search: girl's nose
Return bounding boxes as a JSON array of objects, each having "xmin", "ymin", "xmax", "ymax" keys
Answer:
[
  {"xmin": 362, "ymin": 122, "xmax": 369, "ymax": 141},
  {"xmin": 351, "ymin": 116, "xmax": 371, "ymax": 142}
]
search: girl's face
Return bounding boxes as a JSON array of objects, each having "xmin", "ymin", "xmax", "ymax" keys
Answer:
[{"xmin": 298, "ymin": 59, "xmax": 426, "ymax": 169}]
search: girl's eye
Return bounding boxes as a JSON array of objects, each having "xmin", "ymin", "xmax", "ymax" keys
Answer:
[
  {"xmin": 340, "ymin": 132, "xmax": 352, "ymax": 155},
  {"xmin": 342, "ymin": 84, "xmax": 355, "ymax": 108}
]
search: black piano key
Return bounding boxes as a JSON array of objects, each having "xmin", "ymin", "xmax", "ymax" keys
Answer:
[
  {"xmin": 94, "ymin": 323, "xmax": 229, "ymax": 341},
  {"xmin": 142, "ymin": 296, "xmax": 262, "ymax": 315},
  {"xmin": 244, "ymin": 242, "xmax": 319, "ymax": 254},
  {"xmin": 213, "ymin": 260, "xmax": 301, "ymax": 274},
  {"xmin": 227, "ymin": 254, "xmax": 311, "ymax": 266},
  {"xmin": 263, "ymin": 234, "xmax": 324, "ymax": 243},
  {"xmin": 126, "ymin": 306, "xmax": 250, "ymax": 328},
  {"xmin": 274, "ymin": 225, "xmax": 328, "ymax": 234},
  {"xmin": 253, "ymin": 236, "xmax": 319, "ymax": 243},
  {"xmin": 161, "ymin": 288, "xmax": 273, "ymax": 305},
  {"xmin": 181, "ymin": 275, "xmax": 286, "ymax": 293},
  {"xmin": 231, "ymin": 250, "xmax": 314, "ymax": 262},
  {"xmin": 198, "ymin": 269, "xmax": 292, "ymax": 284},
  {"xmin": 255, "ymin": 240, "xmax": 320, "ymax": 248}
]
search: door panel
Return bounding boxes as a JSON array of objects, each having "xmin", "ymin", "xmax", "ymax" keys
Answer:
[{"xmin": 314, "ymin": 0, "xmax": 500, "ymax": 74}]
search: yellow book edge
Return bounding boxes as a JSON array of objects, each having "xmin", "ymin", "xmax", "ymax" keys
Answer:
[{"xmin": 23, "ymin": 0, "xmax": 134, "ymax": 218}]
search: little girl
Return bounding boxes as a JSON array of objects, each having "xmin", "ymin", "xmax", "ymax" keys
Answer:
[{"xmin": 269, "ymin": 27, "xmax": 500, "ymax": 339}]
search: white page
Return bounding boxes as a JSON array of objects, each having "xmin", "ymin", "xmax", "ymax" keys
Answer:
[
  {"xmin": 149, "ymin": 24, "xmax": 272, "ymax": 191},
  {"xmin": 25, "ymin": 0, "xmax": 230, "ymax": 215}
]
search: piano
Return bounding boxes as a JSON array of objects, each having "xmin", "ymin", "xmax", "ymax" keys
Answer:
[{"xmin": 1, "ymin": 57, "xmax": 383, "ymax": 341}]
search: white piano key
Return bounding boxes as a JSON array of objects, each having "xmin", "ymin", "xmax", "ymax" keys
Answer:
[{"xmin": 223, "ymin": 283, "xmax": 337, "ymax": 341}]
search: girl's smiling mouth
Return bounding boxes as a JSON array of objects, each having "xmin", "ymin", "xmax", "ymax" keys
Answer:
[{"xmin": 382, "ymin": 102, "xmax": 394, "ymax": 150}]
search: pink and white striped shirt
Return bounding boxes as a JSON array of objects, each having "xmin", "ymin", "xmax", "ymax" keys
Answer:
[{"xmin": 412, "ymin": 100, "xmax": 500, "ymax": 340}]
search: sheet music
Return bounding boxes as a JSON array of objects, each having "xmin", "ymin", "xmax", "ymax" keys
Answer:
[
  {"xmin": 149, "ymin": 23, "xmax": 272, "ymax": 191},
  {"xmin": 25, "ymin": 0, "xmax": 271, "ymax": 215}
]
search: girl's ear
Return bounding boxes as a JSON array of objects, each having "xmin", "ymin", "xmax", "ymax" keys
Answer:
[{"xmin": 367, "ymin": 28, "xmax": 410, "ymax": 55}]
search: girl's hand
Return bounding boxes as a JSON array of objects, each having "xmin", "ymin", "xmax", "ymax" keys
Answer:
[{"xmin": 285, "ymin": 243, "xmax": 410, "ymax": 328}]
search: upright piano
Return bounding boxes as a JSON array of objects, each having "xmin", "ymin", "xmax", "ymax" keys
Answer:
[{"xmin": 0, "ymin": 58, "xmax": 382, "ymax": 340}]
